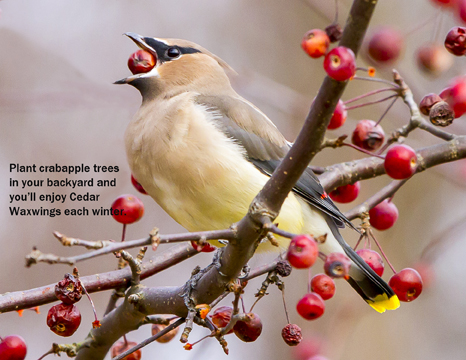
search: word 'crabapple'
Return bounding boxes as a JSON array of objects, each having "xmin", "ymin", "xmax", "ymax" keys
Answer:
[
  {"xmin": 384, "ymin": 144, "xmax": 417, "ymax": 179},
  {"xmin": 127, "ymin": 50, "xmax": 156, "ymax": 75},
  {"xmin": 323, "ymin": 46, "xmax": 356, "ymax": 81},
  {"xmin": 389, "ymin": 268, "xmax": 423, "ymax": 302},
  {"xmin": 46, "ymin": 303, "xmax": 82, "ymax": 337},
  {"xmin": 233, "ymin": 313, "xmax": 263, "ymax": 342},
  {"xmin": 329, "ymin": 182, "xmax": 360, "ymax": 203},
  {"xmin": 287, "ymin": 235, "xmax": 318, "ymax": 268},
  {"xmin": 301, "ymin": 29, "xmax": 330, "ymax": 58},
  {"xmin": 310, "ymin": 274, "xmax": 336, "ymax": 300},
  {"xmin": 327, "ymin": 100, "xmax": 347, "ymax": 130},
  {"xmin": 356, "ymin": 249, "xmax": 384, "ymax": 276},
  {"xmin": 351, "ymin": 119, "xmax": 385, "ymax": 151},
  {"xmin": 367, "ymin": 27, "xmax": 404, "ymax": 63},
  {"xmin": 296, "ymin": 293, "xmax": 325, "ymax": 320},
  {"xmin": 324, "ymin": 252, "xmax": 351, "ymax": 278},
  {"xmin": 111, "ymin": 340, "xmax": 142, "ymax": 360},
  {"xmin": 0, "ymin": 335, "xmax": 27, "ymax": 360},
  {"xmin": 369, "ymin": 199, "xmax": 399, "ymax": 230},
  {"xmin": 111, "ymin": 195, "xmax": 144, "ymax": 224}
]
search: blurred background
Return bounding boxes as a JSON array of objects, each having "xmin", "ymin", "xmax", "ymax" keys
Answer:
[{"xmin": 1, "ymin": 0, "xmax": 466, "ymax": 359}]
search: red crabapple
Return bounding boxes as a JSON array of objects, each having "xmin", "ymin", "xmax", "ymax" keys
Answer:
[
  {"xmin": 419, "ymin": 93, "xmax": 442, "ymax": 116},
  {"xmin": 233, "ymin": 313, "xmax": 263, "ymax": 342},
  {"xmin": 111, "ymin": 194, "xmax": 144, "ymax": 224},
  {"xmin": 367, "ymin": 27, "xmax": 404, "ymax": 63},
  {"xmin": 324, "ymin": 253, "xmax": 351, "ymax": 278},
  {"xmin": 369, "ymin": 199, "xmax": 399, "ymax": 230},
  {"xmin": 384, "ymin": 144, "xmax": 417, "ymax": 179},
  {"xmin": 310, "ymin": 274, "xmax": 336, "ymax": 300},
  {"xmin": 287, "ymin": 235, "xmax": 318, "ymax": 269},
  {"xmin": 210, "ymin": 306, "xmax": 234, "ymax": 334},
  {"xmin": 46, "ymin": 303, "xmax": 82, "ymax": 337},
  {"xmin": 327, "ymin": 100, "xmax": 347, "ymax": 130},
  {"xmin": 151, "ymin": 321, "xmax": 179, "ymax": 343},
  {"xmin": 389, "ymin": 268, "xmax": 423, "ymax": 302},
  {"xmin": 351, "ymin": 120, "xmax": 385, "ymax": 151},
  {"xmin": 329, "ymin": 182, "xmax": 360, "ymax": 203},
  {"xmin": 444, "ymin": 26, "xmax": 466, "ymax": 56},
  {"xmin": 417, "ymin": 44, "xmax": 453, "ymax": 76},
  {"xmin": 111, "ymin": 340, "xmax": 141, "ymax": 360},
  {"xmin": 0, "ymin": 335, "xmax": 27, "ymax": 360},
  {"xmin": 296, "ymin": 293, "xmax": 325, "ymax": 320},
  {"xmin": 356, "ymin": 249, "xmax": 384, "ymax": 276},
  {"xmin": 281, "ymin": 324, "xmax": 303, "ymax": 346},
  {"xmin": 323, "ymin": 46, "xmax": 356, "ymax": 81},
  {"xmin": 127, "ymin": 50, "xmax": 156, "ymax": 75},
  {"xmin": 301, "ymin": 29, "xmax": 330, "ymax": 58}
]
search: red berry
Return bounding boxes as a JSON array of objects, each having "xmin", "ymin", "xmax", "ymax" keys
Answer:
[
  {"xmin": 389, "ymin": 268, "xmax": 423, "ymax": 302},
  {"xmin": 111, "ymin": 340, "xmax": 141, "ymax": 360},
  {"xmin": 210, "ymin": 306, "xmax": 234, "ymax": 334},
  {"xmin": 351, "ymin": 119, "xmax": 385, "ymax": 151},
  {"xmin": 369, "ymin": 199, "xmax": 399, "ymax": 230},
  {"xmin": 444, "ymin": 26, "xmax": 466, "ymax": 56},
  {"xmin": 55, "ymin": 273, "xmax": 83, "ymax": 305},
  {"xmin": 416, "ymin": 44, "xmax": 453, "ymax": 76},
  {"xmin": 151, "ymin": 321, "xmax": 179, "ymax": 343},
  {"xmin": 446, "ymin": 76, "xmax": 466, "ymax": 118},
  {"xmin": 0, "ymin": 335, "xmax": 27, "ymax": 360},
  {"xmin": 190, "ymin": 240, "xmax": 216, "ymax": 253},
  {"xmin": 384, "ymin": 144, "xmax": 417, "ymax": 179},
  {"xmin": 287, "ymin": 235, "xmax": 318, "ymax": 269},
  {"xmin": 233, "ymin": 313, "xmax": 263, "ymax": 342},
  {"xmin": 329, "ymin": 182, "xmax": 360, "ymax": 203},
  {"xmin": 327, "ymin": 100, "xmax": 347, "ymax": 130},
  {"xmin": 413, "ymin": 262, "xmax": 435, "ymax": 288},
  {"xmin": 111, "ymin": 194, "xmax": 144, "ymax": 224},
  {"xmin": 131, "ymin": 175, "xmax": 147, "ymax": 195},
  {"xmin": 301, "ymin": 29, "xmax": 330, "ymax": 58},
  {"xmin": 296, "ymin": 293, "xmax": 325, "ymax": 320},
  {"xmin": 419, "ymin": 93, "xmax": 442, "ymax": 116},
  {"xmin": 456, "ymin": 0, "xmax": 466, "ymax": 23},
  {"xmin": 127, "ymin": 50, "xmax": 156, "ymax": 75},
  {"xmin": 356, "ymin": 249, "xmax": 384, "ymax": 276},
  {"xmin": 323, "ymin": 46, "xmax": 356, "ymax": 81},
  {"xmin": 281, "ymin": 324, "xmax": 303, "ymax": 346},
  {"xmin": 323, "ymin": 252, "xmax": 351, "ymax": 278},
  {"xmin": 46, "ymin": 303, "xmax": 82, "ymax": 337},
  {"xmin": 367, "ymin": 27, "xmax": 404, "ymax": 63},
  {"xmin": 310, "ymin": 274, "xmax": 336, "ymax": 300}
]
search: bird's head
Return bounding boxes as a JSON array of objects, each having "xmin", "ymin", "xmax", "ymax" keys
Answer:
[{"xmin": 115, "ymin": 33, "xmax": 236, "ymax": 99}]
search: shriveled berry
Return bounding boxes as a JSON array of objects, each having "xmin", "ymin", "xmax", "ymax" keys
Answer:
[
  {"xmin": 327, "ymin": 100, "xmax": 347, "ymax": 130},
  {"xmin": 287, "ymin": 235, "xmax": 318, "ymax": 269},
  {"xmin": 281, "ymin": 324, "xmax": 303, "ymax": 346},
  {"xmin": 276, "ymin": 260, "xmax": 292, "ymax": 277},
  {"xmin": 384, "ymin": 144, "xmax": 417, "ymax": 179},
  {"xmin": 151, "ymin": 321, "xmax": 179, "ymax": 343},
  {"xmin": 429, "ymin": 101, "xmax": 454, "ymax": 126},
  {"xmin": 445, "ymin": 26, "xmax": 466, "ymax": 56},
  {"xmin": 419, "ymin": 93, "xmax": 442, "ymax": 116},
  {"xmin": 389, "ymin": 268, "xmax": 423, "ymax": 302},
  {"xmin": 211, "ymin": 306, "xmax": 234, "ymax": 334},
  {"xmin": 0, "ymin": 335, "xmax": 27, "ymax": 360},
  {"xmin": 351, "ymin": 120, "xmax": 385, "ymax": 151},
  {"xmin": 310, "ymin": 274, "xmax": 336, "ymax": 300},
  {"xmin": 324, "ymin": 253, "xmax": 351, "ymax": 278},
  {"xmin": 369, "ymin": 199, "xmax": 399, "ymax": 230},
  {"xmin": 325, "ymin": 23, "xmax": 343, "ymax": 43},
  {"xmin": 356, "ymin": 249, "xmax": 384, "ymax": 276},
  {"xmin": 416, "ymin": 44, "xmax": 453, "ymax": 76},
  {"xmin": 128, "ymin": 49, "xmax": 156, "ymax": 75},
  {"xmin": 111, "ymin": 340, "xmax": 141, "ymax": 360},
  {"xmin": 329, "ymin": 182, "xmax": 360, "ymax": 203},
  {"xmin": 131, "ymin": 175, "xmax": 147, "ymax": 195},
  {"xmin": 190, "ymin": 240, "xmax": 216, "ymax": 253},
  {"xmin": 47, "ymin": 303, "xmax": 81, "ymax": 337},
  {"xmin": 111, "ymin": 194, "xmax": 144, "ymax": 224},
  {"xmin": 55, "ymin": 273, "xmax": 83, "ymax": 305},
  {"xmin": 233, "ymin": 313, "xmax": 263, "ymax": 342},
  {"xmin": 323, "ymin": 46, "xmax": 356, "ymax": 81},
  {"xmin": 296, "ymin": 293, "xmax": 325, "ymax": 320},
  {"xmin": 301, "ymin": 29, "xmax": 330, "ymax": 58},
  {"xmin": 367, "ymin": 27, "xmax": 404, "ymax": 63}
]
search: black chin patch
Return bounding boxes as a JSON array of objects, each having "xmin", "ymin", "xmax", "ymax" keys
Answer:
[{"xmin": 143, "ymin": 38, "xmax": 201, "ymax": 62}]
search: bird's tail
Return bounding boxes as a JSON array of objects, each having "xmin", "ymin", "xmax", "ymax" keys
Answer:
[{"xmin": 326, "ymin": 217, "xmax": 400, "ymax": 313}]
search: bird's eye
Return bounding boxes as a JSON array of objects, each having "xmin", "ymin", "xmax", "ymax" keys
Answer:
[{"xmin": 166, "ymin": 47, "xmax": 181, "ymax": 58}]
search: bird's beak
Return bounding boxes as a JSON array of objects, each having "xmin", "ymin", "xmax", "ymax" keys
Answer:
[{"xmin": 114, "ymin": 32, "xmax": 159, "ymax": 85}]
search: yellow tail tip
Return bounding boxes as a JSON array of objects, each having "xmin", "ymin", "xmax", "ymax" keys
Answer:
[{"xmin": 368, "ymin": 294, "xmax": 400, "ymax": 313}]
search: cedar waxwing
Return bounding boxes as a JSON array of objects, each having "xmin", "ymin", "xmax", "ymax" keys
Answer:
[{"xmin": 116, "ymin": 33, "xmax": 399, "ymax": 313}]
